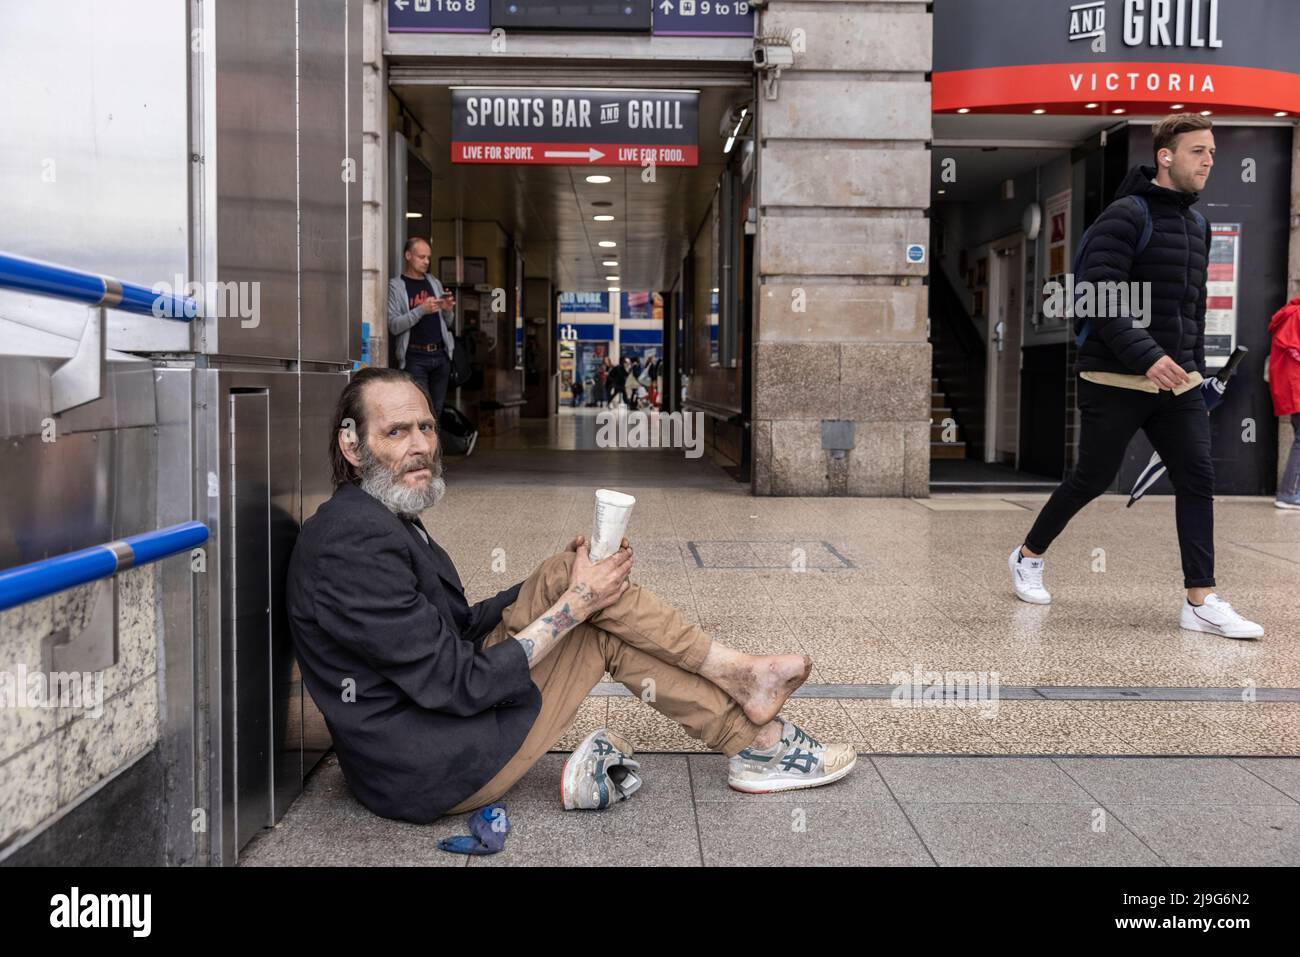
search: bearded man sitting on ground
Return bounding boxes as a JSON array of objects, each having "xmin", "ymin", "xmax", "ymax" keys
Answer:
[{"xmin": 286, "ymin": 367, "xmax": 856, "ymax": 822}]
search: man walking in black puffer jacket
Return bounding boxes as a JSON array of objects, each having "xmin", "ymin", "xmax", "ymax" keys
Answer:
[{"xmin": 1009, "ymin": 114, "xmax": 1263, "ymax": 639}]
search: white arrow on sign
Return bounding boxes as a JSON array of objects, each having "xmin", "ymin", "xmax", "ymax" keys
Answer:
[
  {"xmin": 542, "ymin": 147, "xmax": 606, "ymax": 163},
  {"xmin": 659, "ymin": 0, "xmax": 674, "ymax": 12},
  {"xmin": 394, "ymin": 0, "xmax": 409, "ymax": 9}
]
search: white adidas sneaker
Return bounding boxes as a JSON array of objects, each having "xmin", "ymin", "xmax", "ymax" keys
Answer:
[
  {"xmin": 1009, "ymin": 546, "xmax": 1051, "ymax": 605},
  {"xmin": 1180, "ymin": 594, "xmax": 1264, "ymax": 639}
]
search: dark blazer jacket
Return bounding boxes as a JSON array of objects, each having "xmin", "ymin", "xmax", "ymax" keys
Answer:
[{"xmin": 286, "ymin": 482, "xmax": 538, "ymax": 823}]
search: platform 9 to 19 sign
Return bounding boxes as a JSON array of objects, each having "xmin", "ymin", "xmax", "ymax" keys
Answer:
[{"xmin": 652, "ymin": 0, "xmax": 754, "ymax": 37}]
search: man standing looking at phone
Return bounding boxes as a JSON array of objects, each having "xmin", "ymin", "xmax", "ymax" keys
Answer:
[
  {"xmin": 389, "ymin": 236, "xmax": 457, "ymax": 417},
  {"xmin": 1008, "ymin": 114, "xmax": 1263, "ymax": 639}
]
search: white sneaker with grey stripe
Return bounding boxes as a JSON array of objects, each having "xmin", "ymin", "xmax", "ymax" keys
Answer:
[{"xmin": 727, "ymin": 717, "xmax": 856, "ymax": 794}]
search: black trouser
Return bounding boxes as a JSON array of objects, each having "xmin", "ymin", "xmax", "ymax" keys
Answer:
[
  {"xmin": 405, "ymin": 346, "xmax": 451, "ymax": 418},
  {"xmin": 1024, "ymin": 377, "xmax": 1216, "ymax": 589}
]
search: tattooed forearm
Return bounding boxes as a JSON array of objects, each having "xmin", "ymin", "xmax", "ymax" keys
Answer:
[
  {"xmin": 542, "ymin": 604, "xmax": 578, "ymax": 635},
  {"xmin": 511, "ymin": 588, "xmax": 589, "ymax": 669}
]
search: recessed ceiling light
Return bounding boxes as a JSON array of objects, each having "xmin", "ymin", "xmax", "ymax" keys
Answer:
[
  {"xmin": 593, "ymin": 214, "xmax": 615, "ymax": 222},
  {"xmin": 1085, "ymin": 103, "xmax": 1099, "ymax": 109},
  {"xmin": 605, "ymin": 275, "xmax": 620, "ymax": 281},
  {"xmin": 1112, "ymin": 108, "xmax": 1126, "ymax": 114},
  {"xmin": 956, "ymin": 108, "xmax": 970, "ymax": 114},
  {"xmin": 405, "ymin": 212, "xmax": 422, "ymax": 219},
  {"xmin": 1032, "ymin": 108, "xmax": 1046, "ymax": 114},
  {"xmin": 608, "ymin": 286, "xmax": 620, "ymax": 292},
  {"xmin": 586, "ymin": 174, "xmax": 612, "ymax": 184},
  {"xmin": 599, "ymin": 241, "xmax": 617, "ymax": 248},
  {"xmin": 601, "ymin": 260, "xmax": 618, "ymax": 267},
  {"xmin": 1171, "ymin": 104, "xmax": 1185, "ymax": 109},
  {"xmin": 1200, "ymin": 110, "xmax": 1213, "ymax": 116}
]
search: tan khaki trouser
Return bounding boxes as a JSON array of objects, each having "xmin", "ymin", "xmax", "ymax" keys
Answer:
[{"xmin": 446, "ymin": 551, "xmax": 764, "ymax": 815}]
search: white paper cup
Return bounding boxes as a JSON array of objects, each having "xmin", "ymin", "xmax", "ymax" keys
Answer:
[{"xmin": 589, "ymin": 489, "xmax": 636, "ymax": 562}]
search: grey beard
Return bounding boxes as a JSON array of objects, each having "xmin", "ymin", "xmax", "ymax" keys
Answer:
[{"xmin": 358, "ymin": 443, "xmax": 445, "ymax": 517}]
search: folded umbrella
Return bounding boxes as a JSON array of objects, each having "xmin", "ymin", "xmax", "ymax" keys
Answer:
[{"xmin": 1126, "ymin": 346, "xmax": 1249, "ymax": 507}]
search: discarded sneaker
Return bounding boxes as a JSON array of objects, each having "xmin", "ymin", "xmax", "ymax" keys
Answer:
[
  {"xmin": 561, "ymin": 728, "xmax": 643, "ymax": 810},
  {"xmin": 727, "ymin": 717, "xmax": 856, "ymax": 795},
  {"xmin": 1180, "ymin": 594, "xmax": 1264, "ymax": 639}
]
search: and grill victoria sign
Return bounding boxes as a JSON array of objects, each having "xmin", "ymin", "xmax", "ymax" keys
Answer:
[
  {"xmin": 932, "ymin": 0, "xmax": 1300, "ymax": 114},
  {"xmin": 1066, "ymin": 0, "xmax": 1223, "ymax": 50}
]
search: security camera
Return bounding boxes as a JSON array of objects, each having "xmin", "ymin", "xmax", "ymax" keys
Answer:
[{"xmin": 753, "ymin": 42, "xmax": 794, "ymax": 70}]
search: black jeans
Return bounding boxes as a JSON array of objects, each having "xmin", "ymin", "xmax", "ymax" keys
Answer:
[
  {"xmin": 405, "ymin": 347, "xmax": 451, "ymax": 418},
  {"xmin": 1024, "ymin": 377, "xmax": 1216, "ymax": 589}
]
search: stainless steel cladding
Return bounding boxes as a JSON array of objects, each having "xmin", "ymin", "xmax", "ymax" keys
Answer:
[
  {"xmin": 0, "ymin": 0, "xmax": 360, "ymax": 866},
  {"xmin": 209, "ymin": 0, "xmax": 362, "ymax": 362},
  {"xmin": 212, "ymin": 2, "xmax": 300, "ymax": 360},
  {"xmin": 0, "ymin": 1, "xmax": 192, "ymax": 355}
]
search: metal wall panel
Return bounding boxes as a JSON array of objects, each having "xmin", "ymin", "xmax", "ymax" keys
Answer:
[
  {"xmin": 300, "ymin": 0, "xmax": 351, "ymax": 364},
  {"xmin": 0, "ymin": 426, "xmax": 156, "ymax": 571},
  {"xmin": 347, "ymin": 0, "xmax": 364, "ymax": 363},
  {"xmin": 212, "ymin": 0, "xmax": 300, "ymax": 361},
  {"xmin": 152, "ymin": 367, "xmax": 213, "ymax": 866},
  {"xmin": 267, "ymin": 382, "xmax": 304, "ymax": 822},
  {"xmin": 0, "ymin": 354, "xmax": 156, "ymax": 442},
  {"xmin": 224, "ymin": 390, "xmax": 273, "ymax": 854},
  {"xmin": 215, "ymin": 369, "xmax": 307, "ymax": 860},
  {"xmin": 298, "ymin": 370, "xmax": 349, "ymax": 773},
  {"xmin": 0, "ymin": 1, "xmax": 192, "ymax": 355}
]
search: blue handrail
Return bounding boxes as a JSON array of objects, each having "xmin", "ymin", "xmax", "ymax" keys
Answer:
[
  {"xmin": 0, "ymin": 521, "xmax": 210, "ymax": 611},
  {"xmin": 0, "ymin": 251, "xmax": 200, "ymax": 320}
]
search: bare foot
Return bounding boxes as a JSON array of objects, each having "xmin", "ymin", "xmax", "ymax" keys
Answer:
[{"xmin": 727, "ymin": 653, "xmax": 812, "ymax": 727}]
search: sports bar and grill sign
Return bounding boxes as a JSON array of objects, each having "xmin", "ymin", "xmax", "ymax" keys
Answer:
[{"xmin": 451, "ymin": 89, "xmax": 699, "ymax": 167}]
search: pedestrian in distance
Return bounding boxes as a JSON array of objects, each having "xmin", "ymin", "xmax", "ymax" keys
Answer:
[
  {"xmin": 388, "ymin": 237, "xmax": 457, "ymax": 419},
  {"xmin": 1269, "ymin": 296, "xmax": 1300, "ymax": 509}
]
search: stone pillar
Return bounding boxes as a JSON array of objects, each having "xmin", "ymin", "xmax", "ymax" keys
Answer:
[
  {"xmin": 361, "ymin": 0, "xmax": 387, "ymax": 365},
  {"xmin": 752, "ymin": 0, "xmax": 932, "ymax": 496}
]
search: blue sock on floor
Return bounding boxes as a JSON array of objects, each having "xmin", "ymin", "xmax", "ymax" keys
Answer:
[{"xmin": 437, "ymin": 802, "xmax": 510, "ymax": 855}]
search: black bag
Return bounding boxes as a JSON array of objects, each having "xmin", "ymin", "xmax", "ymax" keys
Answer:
[
  {"xmin": 438, "ymin": 403, "xmax": 477, "ymax": 456},
  {"xmin": 449, "ymin": 334, "xmax": 472, "ymax": 386}
]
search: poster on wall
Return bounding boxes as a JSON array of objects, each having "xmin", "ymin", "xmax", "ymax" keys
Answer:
[
  {"xmin": 1042, "ymin": 191, "xmax": 1071, "ymax": 325},
  {"xmin": 1204, "ymin": 223, "xmax": 1240, "ymax": 369}
]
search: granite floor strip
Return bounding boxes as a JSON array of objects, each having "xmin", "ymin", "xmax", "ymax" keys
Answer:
[{"xmin": 587, "ymin": 681, "xmax": 1300, "ymax": 702}]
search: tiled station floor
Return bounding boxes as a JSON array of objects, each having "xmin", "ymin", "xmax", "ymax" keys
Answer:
[
  {"xmin": 438, "ymin": 446, "xmax": 1300, "ymax": 758},
  {"xmin": 245, "ymin": 437, "xmax": 1300, "ymax": 865}
]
